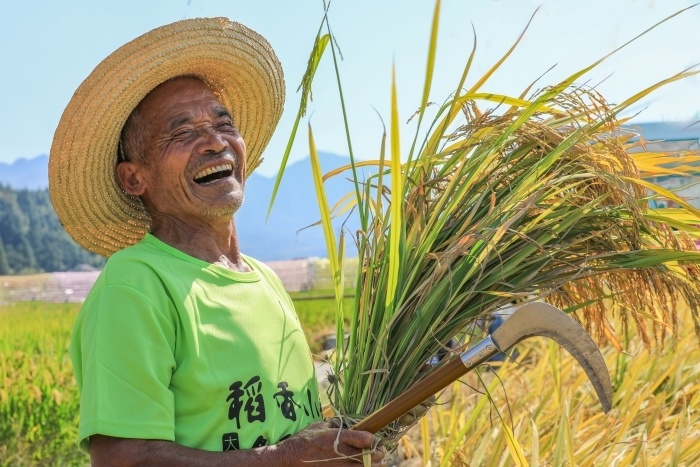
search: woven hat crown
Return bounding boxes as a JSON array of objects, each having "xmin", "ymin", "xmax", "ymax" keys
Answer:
[{"xmin": 49, "ymin": 17, "xmax": 285, "ymax": 257}]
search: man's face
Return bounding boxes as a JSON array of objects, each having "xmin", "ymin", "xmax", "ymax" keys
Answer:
[{"xmin": 121, "ymin": 77, "xmax": 247, "ymax": 224}]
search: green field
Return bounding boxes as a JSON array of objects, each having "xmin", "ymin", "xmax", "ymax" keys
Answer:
[
  {"xmin": 287, "ymin": 290, "xmax": 355, "ymax": 354},
  {"xmin": 0, "ymin": 303, "xmax": 83, "ymax": 466}
]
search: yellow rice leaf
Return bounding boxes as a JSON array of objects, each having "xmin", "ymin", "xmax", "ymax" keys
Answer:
[
  {"xmin": 307, "ymin": 124, "xmax": 346, "ymax": 367},
  {"xmin": 503, "ymin": 423, "xmax": 530, "ymax": 467},
  {"xmin": 645, "ymin": 208, "xmax": 700, "ymax": 224},
  {"xmin": 603, "ymin": 320, "xmax": 624, "ymax": 352},
  {"xmin": 308, "ymin": 124, "xmax": 339, "ymax": 273},
  {"xmin": 322, "ymin": 160, "xmax": 383, "ymax": 181},
  {"xmin": 633, "ymin": 151, "xmax": 700, "ymax": 165},
  {"xmin": 530, "ymin": 419, "xmax": 539, "ymax": 466},
  {"xmin": 626, "ymin": 176, "xmax": 700, "ymax": 218},
  {"xmin": 328, "ymin": 191, "xmax": 359, "ymax": 219},
  {"xmin": 428, "ymin": 19, "xmax": 476, "ymax": 159},
  {"xmin": 465, "ymin": 9, "xmax": 536, "ymax": 94},
  {"xmin": 457, "ymin": 92, "xmax": 555, "ymax": 113},
  {"xmin": 420, "ymin": 417, "xmax": 430, "ymax": 466}
]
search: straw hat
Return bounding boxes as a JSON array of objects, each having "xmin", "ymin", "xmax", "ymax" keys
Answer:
[{"xmin": 49, "ymin": 17, "xmax": 285, "ymax": 257}]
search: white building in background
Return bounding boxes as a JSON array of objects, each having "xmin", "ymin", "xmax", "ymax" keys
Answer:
[{"xmin": 1, "ymin": 258, "xmax": 360, "ymax": 304}]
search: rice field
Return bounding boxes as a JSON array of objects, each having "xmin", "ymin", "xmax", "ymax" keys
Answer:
[
  {"xmin": 0, "ymin": 302, "xmax": 84, "ymax": 466},
  {"xmin": 391, "ymin": 301, "xmax": 700, "ymax": 466},
  {"xmin": 2, "ymin": 299, "xmax": 699, "ymax": 466}
]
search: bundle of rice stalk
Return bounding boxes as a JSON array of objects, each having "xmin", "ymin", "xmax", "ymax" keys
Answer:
[{"xmin": 275, "ymin": 1, "xmax": 700, "ymax": 444}]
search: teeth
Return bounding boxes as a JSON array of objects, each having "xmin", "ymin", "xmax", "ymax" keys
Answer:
[{"xmin": 194, "ymin": 163, "xmax": 233, "ymax": 181}]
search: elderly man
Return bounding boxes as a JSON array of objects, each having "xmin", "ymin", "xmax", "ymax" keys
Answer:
[{"xmin": 49, "ymin": 18, "xmax": 383, "ymax": 465}]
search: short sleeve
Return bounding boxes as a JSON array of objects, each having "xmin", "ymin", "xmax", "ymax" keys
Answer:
[{"xmin": 71, "ymin": 283, "xmax": 177, "ymax": 450}]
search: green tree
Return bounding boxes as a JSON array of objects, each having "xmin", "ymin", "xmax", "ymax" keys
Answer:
[
  {"xmin": 0, "ymin": 186, "xmax": 104, "ymax": 274},
  {"xmin": 0, "ymin": 237, "xmax": 11, "ymax": 275}
]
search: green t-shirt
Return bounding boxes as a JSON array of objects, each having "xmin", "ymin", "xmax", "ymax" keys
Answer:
[{"xmin": 70, "ymin": 234, "xmax": 322, "ymax": 452}]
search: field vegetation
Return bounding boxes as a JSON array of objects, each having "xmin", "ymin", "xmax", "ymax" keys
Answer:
[
  {"xmin": 396, "ymin": 301, "xmax": 700, "ymax": 466},
  {"xmin": 2, "ymin": 298, "xmax": 699, "ymax": 465},
  {"xmin": 279, "ymin": 3, "xmax": 700, "ymax": 455},
  {"xmin": 0, "ymin": 302, "xmax": 83, "ymax": 466},
  {"xmin": 0, "ymin": 297, "xmax": 343, "ymax": 466}
]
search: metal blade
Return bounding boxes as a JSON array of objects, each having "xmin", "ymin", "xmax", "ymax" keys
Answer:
[{"xmin": 491, "ymin": 302, "xmax": 613, "ymax": 412}]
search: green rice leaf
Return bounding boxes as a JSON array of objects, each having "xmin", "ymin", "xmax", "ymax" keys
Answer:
[
  {"xmin": 385, "ymin": 65, "xmax": 404, "ymax": 312},
  {"xmin": 268, "ymin": 32, "xmax": 330, "ymax": 219}
]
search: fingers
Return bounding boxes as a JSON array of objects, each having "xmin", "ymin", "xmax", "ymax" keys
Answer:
[
  {"xmin": 338, "ymin": 428, "xmax": 378, "ymax": 451},
  {"xmin": 333, "ymin": 429, "xmax": 385, "ymax": 465}
]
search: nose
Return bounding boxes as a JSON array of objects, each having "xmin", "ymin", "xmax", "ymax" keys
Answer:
[{"xmin": 197, "ymin": 126, "xmax": 228, "ymax": 155}]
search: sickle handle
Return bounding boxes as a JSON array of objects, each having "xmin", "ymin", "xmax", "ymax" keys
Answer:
[{"xmin": 352, "ymin": 337, "xmax": 500, "ymax": 433}]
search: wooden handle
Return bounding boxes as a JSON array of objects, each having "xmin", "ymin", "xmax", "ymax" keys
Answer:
[
  {"xmin": 351, "ymin": 336, "xmax": 500, "ymax": 433},
  {"xmin": 352, "ymin": 357, "xmax": 468, "ymax": 433}
]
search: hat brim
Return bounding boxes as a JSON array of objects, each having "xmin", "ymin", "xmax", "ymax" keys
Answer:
[{"xmin": 49, "ymin": 18, "xmax": 284, "ymax": 257}]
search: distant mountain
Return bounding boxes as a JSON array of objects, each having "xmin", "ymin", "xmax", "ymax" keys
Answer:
[
  {"xmin": 238, "ymin": 152, "xmax": 363, "ymax": 260},
  {"xmin": 0, "ymin": 155, "xmax": 49, "ymax": 189},
  {"xmin": 0, "ymin": 152, "xmax": 364, "ymax": 262}
]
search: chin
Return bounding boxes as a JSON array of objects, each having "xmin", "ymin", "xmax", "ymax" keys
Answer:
[{"xmin": 201, "ymin": 196, "xmax": 244, "ymax": 219}]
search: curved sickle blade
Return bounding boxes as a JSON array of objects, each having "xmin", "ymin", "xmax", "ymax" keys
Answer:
[{"xmin": 492, "ymin": 302, "xmax": 613, "ymax": 412}]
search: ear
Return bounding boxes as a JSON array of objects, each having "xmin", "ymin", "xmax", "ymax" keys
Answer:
[{"xmin": 116, "ymin": 161, "xmax": 147, "ymax": 196}]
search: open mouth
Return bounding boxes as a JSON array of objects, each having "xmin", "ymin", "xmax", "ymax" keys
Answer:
[{"xmin": 193, "ymin": 163, "xmax": 234, "ymax": 184}]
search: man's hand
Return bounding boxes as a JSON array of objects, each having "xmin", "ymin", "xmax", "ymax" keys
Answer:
[{"xmin": 278, "ymin": 420, "xmax": 385, "ymax": 465}]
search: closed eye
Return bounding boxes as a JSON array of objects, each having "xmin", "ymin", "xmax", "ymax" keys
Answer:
[
  {"xmin": 216, "ymin": 122, "xmax": 237, "ymax": 132},
  {"xmin": 171, "ymin": 129, "xmax": 197, "ymax": 141}
]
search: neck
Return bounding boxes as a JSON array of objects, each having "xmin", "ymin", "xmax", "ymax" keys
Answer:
[{"xmin": 150, "ymin": 215, "xmax": 250, "ymax": 272}]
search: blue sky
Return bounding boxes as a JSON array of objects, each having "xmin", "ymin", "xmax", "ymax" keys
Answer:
[{"xmin": 1, "ymin": 0, "xmax": 699, "ymax": 176}]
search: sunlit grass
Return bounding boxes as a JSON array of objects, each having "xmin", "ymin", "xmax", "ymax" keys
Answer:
[{"xmin": 392, "ymin": 301, "xmax": 700, "ymax": 466}]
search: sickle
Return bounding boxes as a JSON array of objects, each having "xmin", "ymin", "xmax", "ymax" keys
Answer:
[{"xmin": 352, "ymin": 302, "xmax": 613, "ymax": 434}]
